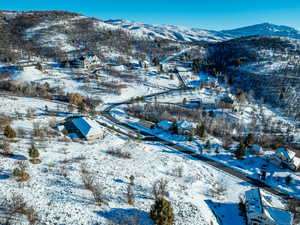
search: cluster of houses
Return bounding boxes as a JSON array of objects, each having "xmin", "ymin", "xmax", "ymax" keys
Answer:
[
  {"xmin": 269, "ymin": 148, "xmax": 300, "ymax": 171},
  {"xmin": 244, "ymin": 188, "xmax": 294, "ymax": 225}
]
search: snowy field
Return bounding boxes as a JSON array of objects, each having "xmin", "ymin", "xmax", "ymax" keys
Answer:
[{"xmin": 0, "ymin": 96, "xmax": 288, "ymax": 225}]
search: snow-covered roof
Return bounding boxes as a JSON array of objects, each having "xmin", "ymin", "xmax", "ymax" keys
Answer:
[
  {"xmin": 245, "ymin": 188, "xmax": 263, "ymax": 216},
  {"xmin": 251, "ymin": 145, "xmax": 262, "ymax": 151},
  {"xmin": 71, "ymin": 117, "xmax": 103, "ymax": 138},
  {"xmin": 276, "ymin": 148, "xmax": 296, "ymax": 161},
  {"xmin": 291, "ymin": 157, "xmax": 300, "ymax": 168},
  {"xmin": 264, "ymin": 207, "xmax": 294, "ymax": 225},
  {"xmin": 157, "ymin": 120, "xmax": 173, "ymax": 130},
  {"xmin": 177, "ymin": 120, "xmax": 193, "ymax": 129}
]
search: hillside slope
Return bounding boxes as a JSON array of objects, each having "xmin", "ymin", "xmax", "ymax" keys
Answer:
[
  {"xmin": 206, "ymin": 35, "xmax": 300, "ymax": 119},
  {"xmin": 0, "ymin": 10, "xmax": 190, "ymax": 63},
  {"xmin": 105, "ymin": 19, "xmax": 231, "ymax": 42}
]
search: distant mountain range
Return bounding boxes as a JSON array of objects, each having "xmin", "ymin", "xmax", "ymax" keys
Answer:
[{"xmin": 105, "ymin": 20, "xmax": 300, "ymax": 43}]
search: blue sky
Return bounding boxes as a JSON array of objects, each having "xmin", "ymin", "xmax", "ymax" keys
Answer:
[{"xmin": 2, "ymin": 0, "xmax": 300, "ymax": 30}]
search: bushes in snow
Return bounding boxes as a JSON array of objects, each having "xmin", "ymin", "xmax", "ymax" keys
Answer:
[
  {"xmin": 106, "ymin": 147, "xmax": 131, "ymax": 159},
  {"xmin": 28, "ymin": 142, "xmax": 41, "ymax": 164},
  {"xmin": 0, "ymin": 141, "xmax": 12, "ymax": 156},
  {"xmin": 13, "ymin": 161, "xmax": 30, "ymax": 182},
  {"xmin": 4, "ymin": 125, "xmax": 16, "ymax": 138},
  {"xmin": 0, "ymin": 194, "xmax": 39, "ymax": 224},
  {"xmin": 152, "ymin": 179, "xmax": 169, "ymax": 200},
  {"xmin": 126, "ymin": 184, "xmax": 135, "ymax": 205},
  {"xmin": 80, "ymin": 164, "xmax": 107, "ymax": 207}
]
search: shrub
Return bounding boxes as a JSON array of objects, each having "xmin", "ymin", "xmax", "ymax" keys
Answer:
[
  {"xmin": 173, "ymin": 167, "xmax": 183, "ymax": 178},
  {"xmin": 1, "ymin": 194, "xmax": 38, "ymax": 224},
  {"xmin": 28, "ymin": 143, "xmax": 41, "ymax": 164},
  {"xmin": 81, "ymin": 172, "xmax": 95, "ymax": 192},
  {"xmin": 129, "ymin": 175, "xmax": 135, "ymax": 185},
  {"xmin": 0, "ymin": 141, "xmax": 12, "ymax": 156},
  {"xmin": 152, "ymin": 179, "xmax": 168, "ymax": 200},
  {"xmin": 92, "ymin": 184, "xmax": 107, "ymax": 207},
  {"xmin": 68, "ymin": 93, "xmax": 84, "ymax": 105},
  {"xmin": 4, "ymin": 125, "xmax": 16, "ymax": 138},
  {"xmin": 126, "ymin": 184, "xmax": 134, "ymax": 205},
  {"xmin": 80, "ymin": 168, "xmax": 107, "ymax": 207},
  {"xmin": 150, "ymin": 197, "xmax": 175, "ymax": 225},
  {"xmin": 13, "ymin": 161, "xmax": 30, "ymax": 182},
  {"xmin": 106, "ymin": 148, "xmax": 131, "ymax": 159}
]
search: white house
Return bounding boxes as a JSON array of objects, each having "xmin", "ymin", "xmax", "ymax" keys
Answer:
[
  {"xmin": 83, "ymin": 55, "xmax": 101, "ymax": 69},
  {"xmin": 271, "ymin": 148, "xmax": 300, "ymax": 171},
  {"xmin": 177, "ymin": 120, "xmax": 194, "ymax": 136},
  {"xmin": 245, "ymin": 188, "xmax": 293, "ymax": 225},
  {"xmin": 68, "ymin": 117, "xmax": 103, "ymax": 140}
]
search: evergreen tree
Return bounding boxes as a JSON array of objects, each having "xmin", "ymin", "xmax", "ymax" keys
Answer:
[
  {"xmin": 195, "ymin": 123, "xmax": 205, "ymax": 137},
  {"xmin": 235, "ymin": 142, "xmax": 245, "ymax": 159},
  {"xmin": 171, "ymin": 120, "xmax": 178, "ymax": 134},
  {"xmin": 152, "ymin": 57, "xmax": 160, "ymax": 66},
  {"xmin": 150, "ymin": 197, "xmax": 175, "ymax": 225}
]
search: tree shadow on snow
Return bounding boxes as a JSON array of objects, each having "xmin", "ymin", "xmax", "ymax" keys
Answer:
[
  {"xmin": 8, "ymin": 154, "xmax": 27, "ymax": 160},
  {"xmin": 0, "ymin": 173, "xmax": 9, "ymax": 180},
  {"xmin": 95, "ymin": 208, "xmax": 153, "ymax": 225}
]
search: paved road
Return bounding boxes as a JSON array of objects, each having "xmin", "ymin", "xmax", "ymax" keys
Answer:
[{"xmin": 102, "ymin": 89, "xmax": 299, "ymax": 201}]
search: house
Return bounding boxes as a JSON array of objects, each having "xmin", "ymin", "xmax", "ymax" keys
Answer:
[
  {"xmin": 82, "ymin": 55, "xmax": 101, "ymax": 69},
  {"xmin": 271, "ymin": 148, "xmax": 300, "ymax": 171},
  {"xmin": 245, "ymin": 188, "xmax": 293, "ymax": 225},
  {"xmin": 68, "ymin": 58, "xmax": 84, "ymax": 68},
  {"xmin": 218, "ymin": 95, "xmax": 234, "ymax": 108},
  {"xmin": 65, "ymin": 117, "xmax": 103, "ymax": 140},
  {"xmin": 177, "ymin": 120, "xmax": 194, "ymax": 136},
  {"xmin": 157, "ymin": 120, "xmax": 173, "ymax": 131},
  {"xmin": 250, "ymin": 145, "xmax": 263, "ymax": 155},
  {"xmin": 17, "ymin": 61, "xmax": 38, "ymax": 71},
  {"xmin": 157, "ymin": 120, "xmax": 194, "ymax": 136}
]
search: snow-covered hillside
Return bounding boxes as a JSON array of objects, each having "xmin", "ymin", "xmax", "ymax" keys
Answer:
[
  {"xmin": 105, "ymin": 19, "xmax": 231, "ymax": 42},
  {"xmin": 105, "ymin": 20, "xmax": 300, "ymax": 43}
]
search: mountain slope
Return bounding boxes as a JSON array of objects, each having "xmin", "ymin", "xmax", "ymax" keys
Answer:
[
  {"xmin": 206, "ymin": 35, "xmax": 300, "ymax": 119},
  {"xmin": 106, "ymin": 20, "xmax": 300, "ymax": 43},
  {"xmin": 105, "ymin": 19, "xmax": 232, "ymax": 42},
  {"xmin": 222, "ymin": 22, "xmax": 300, "ymax": 39},
  {"xmin": 0, "ymin": 10, "xmax": 191, "ymax": 63}
]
